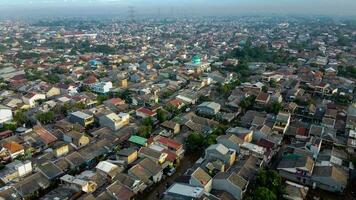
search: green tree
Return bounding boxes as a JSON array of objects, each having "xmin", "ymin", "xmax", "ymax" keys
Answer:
[
  {"xmin": 143, "ymin": 117, "xmax": 153, "ymax": 126},
  {"xmin": 138, "ymin": 125, "xmax": 152, "ymax": 138},
  {"xmin": 157, "ymin": 109, "xmax": 167, "ymax": 122},
  {"xmin": 204, "ymin": 134, "xmax": 217, "ymax": 146},
  {"xmin": 239, "ymin": 95, "xmax": 256, "ymax": 111},
  {"xmin": 262, "ymin": 85, "xmax": 268, "ymax": 93},
  {"xmin": 246, "ymin": 187, "xmax": 277, "ymax": 200},
  {"xmin": 265, "ymin": 101, "xmax": 282, "ymax": 114},
  {"xmin": 255, "ymin": 170, "xmax": 285, "ymax": 198},
  {"xmin": 36, "ymin": 111, "xmax": 55, "ymax": 124},
  {"xmin": 0, "ymin": 123, "xmax": 17, "ymax": 131},
  {"xmin": 185, "ymin": 133, "xmax": 205, "ymax": 153},
  {"xmin": 13, "ymin": 110, "xmax": 29, "ymax": 126}
]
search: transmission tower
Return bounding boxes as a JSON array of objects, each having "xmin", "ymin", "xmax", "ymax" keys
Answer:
[{"xmin": 128, "ymin": 6, "xmax": 136, "ymax": 23}]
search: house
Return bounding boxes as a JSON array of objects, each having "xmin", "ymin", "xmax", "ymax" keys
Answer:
[
  {"xmin": 96, "ymin": 161, "xmax": 122, "ymax": 179},
  {"xmin": 37, "ymin": 162, "xmax": 64, "ymax": 180},
  {"xmin": 57, "ymin": 83, "xmax": 79, "ymax": 96},
  {"xmin": 164, "ymin": 183, "xmax": 204, "ymax": 200},
  {"xmin": 22, "ymin": 92, "xmax": 46, "ymax": 108},
  {"xmin": 60, "ymin": 174, "xmax": 97, "ymax": 193},
  {"xmin": 240, "ymin": 142, "xmax": 268, "ymax": 161},
  {"xmin": 0, "ymin": 160, "xmax": 32, "ymax": 184},
  {"xmin": 128, "ymin": 158, "xmax": 163, "ymax": 185},
  {"xmin": 136, "ymin": 107, "xmax": 157, "ymax": 118},
  {"xmin": 64, "ymin": 152, "xmax": 86, "ymax": 169},
  {"xmin": 216, "ymin": 134, "xmax": 243, "ymax": 153},
  {"xmin": 99, "ymin": 112, "xmax": 129, "ymax": 131},
  {"xmin": 105, "ymin": 181, "xmax": 135, "ymax": 200},
  {"xmin": 197, "ymin": 101, "xmax": 221, "ymax": 115},
  {"xmin": 311, "ymin": 166, "xmax": 348, "ymax": 192},
  {"xmin": 14, "ymin": 172, "xmax": 51, "ymax": 199},
  {"xmin": 226, "ymin": 127, "xmax": 253, "ymax": 142},
  {"xmin": 128, "ymin": 135, "xmax": 147, "ymax": 147},
  {"xmin": 91, "ymin": 81, "xmax": 113, "ymax": 94},
  {"xmin": 168, "ymin": 99, "xmax": 185, "ymax": 109},
  {"xmin": 63, "ymin": 131, "xmax": 90, "ymax": 149},
  {"xmin": 69, "ymin": 111, "xmax": 94, "ymax": 127},
  {"xmin": 0, "ymin": 105, "xmax": 13, "ymax": 124},
  {"xmin": 150, "ymin": 135, "xmax": 184, "ymax": 157},
  {"xmin": 2, "ymin": 141, "xmax": 25, "ymax": 159},
  {"xmin": 139, "ymin": 147, "xmax": 167, "ymax": 164},
  {"xmin": 255, "ymin": 92, "xmax": 270, "ymax": 107},
  {"xmin": 33, "ymin": 125, "xmax": 58, "ymax": 145},
  {"xmin": 52, "ymin": 141, "xmax": 69, "ymax": 158},
  {"xmin": 273, "ymin": 112, "xmax": 291, "ymax": 134},
  {"xmin": 43, "ymin": 86, "xmax": 61, "ymax": 98},
  {"xmin": 117, "ymin": 148, "xmax": 138, "ymax": 164},
  {"xmin": 277, "ymin": 154, "xmax": 314, "ymax": 185},
  {"xmin": 283, "ymin": 181, "xmax": 309, "ymax": 200},
  {"xmin": 115, "ymin": 173, "xmax": 147, "ymax": 194},
  {"xmin": 205, "ymin": 144, "xmax": 236, "ymax": 167},
  {"xmin": 213, "ymin": 172, "xmax": 248, "ymax": 200},
  {"xmin": 189, "ymin": 167, "xmax": 213, "ymax": 192},
  {"xmin": 161, "ymin": 120, "xmax": 180, "ymax": 134}
]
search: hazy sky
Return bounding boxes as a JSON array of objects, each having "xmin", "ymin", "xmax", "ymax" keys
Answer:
[{"xmin": 0, "ymin": 0, "xmax": 356, "ymax": 17}]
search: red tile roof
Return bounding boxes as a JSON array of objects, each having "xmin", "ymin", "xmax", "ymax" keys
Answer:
[
  {"xmin": 169, "ymin": 99, "xmax": 184, "ymax": 107},
  {"xmin": 83, "ymin": 75, "xmax": 98, "ymax": 85},
  {"xmin": 296, "ymin": 127, "xmax": 309, "ymax": 137},
  {"xmin": 33, "ymin": 125, "xmax": 58, "ymax": 144},
  {"xmin": 3, "ymin": 141, "xmax": 24, "ymax": 153},
  {"xmin": 162, "ymin": 149, "xmax": 177, "ymax": 162},
  {"xmin": 110, "ymin": 98, "xmax": 125, "ymax": 105},
  {"xmin": 156, "ymin": 136, "xmax": 182, "ymax": 151},
  {"xmin": 256, "ymin": 138, "xmax": 274, "ymax": 150},
  {"xmin": 137, "ymin": 107, "xmax": 156, "ymax": 116}
]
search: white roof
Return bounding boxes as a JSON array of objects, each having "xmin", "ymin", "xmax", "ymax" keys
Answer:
[
  {"xmin": 71, "ymin": 111, "xmax": 91, "ymax": 119},
  {"xmin": 96, "ymin": 161, "xmax": 118, "ymax": 173},
  {"xmin": 167, "ymin": 183, "xmax": 204, "ymax": 198},
  {"xmin": 241, "ymin": 142, "xmax": 266, "ymax": 155},
  {"xmin": 207, "ymin": 143, "xmax": 229, "ymax": 155}
]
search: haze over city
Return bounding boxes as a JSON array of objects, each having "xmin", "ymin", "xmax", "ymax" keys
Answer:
[
  {"xmin": 0, "ymin": 0, "xmax": 355, "ymax": 200},
  {"xmin": 0, "ymin": 0, "xmax": 356, "ymax": 18}
]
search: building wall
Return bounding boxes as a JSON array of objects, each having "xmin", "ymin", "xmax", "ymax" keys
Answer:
[
  {"xmin": 54, "ymin": 145, "xmax": 69, "ymax": 157},
  {"xmin": 127, "ymin": 152, "xmax": 138, "ymax": 164},
  {"xmin": 190, "ymin": 177, "xmax": 212, "ymax": 193},
  {"xmin": 212, "ymin": 179, "xmax": 243, "ymax": 200},
  {"xmin": 312, "ymin": 177, "xmax": 345, "ymax": 192}
]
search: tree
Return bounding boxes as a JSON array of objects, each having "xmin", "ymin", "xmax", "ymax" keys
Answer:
[
  {"xmin": 262, "ymin": 85, "xmax": 268, "ymax": 93},
  {"xmin": 265, "ymin": 101, "xmax": 282, "ymax": 114},
  {"xmin": 36, "ymin": 111, "xmax": 55, "ymax": 124},
  {"xmin": 157, "ymin": 109, "xmax": 167, "ymax": 122},
  {"xmin": 143, "ymin": 117, "xmax": 153, "ymax": 126},
  {"xmin": 245, "ymin": 170, "xmax": 284, "ymax": 200},
  {"xmin": 185, "ymin": 133, "xmax": 205, "ymax": 153},
  {"xmin": 239, "ymin": 95, "xmax": 256, "ymax": 110},
  {"xmin": 13, "ymin": 110, "xmax": 29, "ymax": 126},
  {"xmin": 96, "ymin": 95, "xmax": 109, "ymax": 105},
  {"xmin": 138, "ymin": 125, "xmax": 152, "ymax": 138},
  {"xmin": 246, "ymin": 187, "xmax": 277, "ymax": 200},
  {"xmin": 255, "ymin": 170, "xmax": 285, "ymax": 198},
  {"xmin": 204, "ymin": 134, "xmax": 217, "ymax": 146},
  {"xmin": 0, "ymin": 123, "xmax": 17, "ymax": 131},
  {"xmin": 269, "ymin": 79, "xmax": 277, "ymax": 88}
]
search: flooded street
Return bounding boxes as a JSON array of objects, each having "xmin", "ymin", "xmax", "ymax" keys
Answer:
[{"xmin": 136, "ymin": 152, "xmax": 202, "ymax": 200}]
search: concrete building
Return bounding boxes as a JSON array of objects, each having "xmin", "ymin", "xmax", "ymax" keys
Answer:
[{"xmin": 197, "ymin": 102, "xmax": 221, "ymax": 115}]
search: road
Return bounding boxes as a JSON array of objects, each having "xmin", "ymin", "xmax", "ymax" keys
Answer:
[{"xmin": 136, "ymin": 152, "xmax": 202, "ymax": 200}]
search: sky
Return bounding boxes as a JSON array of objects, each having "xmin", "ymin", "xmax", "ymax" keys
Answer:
[{"xmin": 0, "ymin": 0, "xmax": 355, "ymax": 17}]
